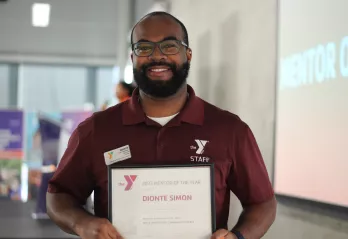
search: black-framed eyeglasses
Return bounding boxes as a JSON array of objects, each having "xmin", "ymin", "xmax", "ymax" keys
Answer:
[{"xmin": 132, "ymin": 39, "xmax": 188, "ymax": 57}]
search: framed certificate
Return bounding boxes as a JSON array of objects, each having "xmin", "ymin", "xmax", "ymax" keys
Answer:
[{"xmin": 108, "ymin": 164, "xmax": 216, "ymax": 239}]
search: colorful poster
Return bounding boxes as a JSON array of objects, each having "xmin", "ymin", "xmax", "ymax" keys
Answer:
[
  {"xmin": 28, "ymin": 110, "xmax": 92, "ymax": 218},
  {"xmin": 34, "ymin": 113, "xmax": 62, "ymax": 217},
  {"xmin": 24, "ymin": 112, "xmax": 61, "ymax": 202},
  {"xmin": 0, "ymin": 110, "xmax": 24, "ymax": 200},
  {"xmin": 25, "ymin": 112, "xmax": 43, "ymax": 202}
]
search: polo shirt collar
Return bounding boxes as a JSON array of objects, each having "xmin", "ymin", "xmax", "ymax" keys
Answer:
[{"xmin": 122, "ymin": 84, "xmax": 204, "ymax": 126}]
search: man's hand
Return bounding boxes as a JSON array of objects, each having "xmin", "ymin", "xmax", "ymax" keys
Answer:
[
  {"xmin": 75, "ymin": 217, "xmax": 123, "ymax": 239},
  {"xmin": 211, "ymin": 229, "xmax": 237, "ymax": 239}
]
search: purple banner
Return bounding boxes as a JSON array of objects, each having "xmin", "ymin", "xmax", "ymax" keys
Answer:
[
  {"xmin": 0, "ymin": 110, "xmax": 24, "ymax": 154},
  {"xmin": 0, "ymin": 110, "xmax": 23, "ymax": 150},
  {"xmin": 0, "ymin": 110, "xmax": 24, "ymax": 200},
  {"xmin": 61, "ymin": 111, "xmax": 92, "ymax": 134}
]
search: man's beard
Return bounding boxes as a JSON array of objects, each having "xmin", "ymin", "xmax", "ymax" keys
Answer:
[{"xmin": 133, "ymin": 61, "xmax": 190, "ymax": 98}]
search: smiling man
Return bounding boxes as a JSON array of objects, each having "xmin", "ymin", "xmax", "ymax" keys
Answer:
[{"xmin": 46, "ymin": 12, "xmax": 276, "ymax": 239}]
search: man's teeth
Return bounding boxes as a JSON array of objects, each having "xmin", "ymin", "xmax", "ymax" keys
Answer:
[{"xmin": 150, "ymin": 68, "xmax": 168, "ymax": 72}]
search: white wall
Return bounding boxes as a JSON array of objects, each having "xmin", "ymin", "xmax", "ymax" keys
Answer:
[
  {"xmin": 170, "ymin": 0, "xmax": 348, "ymax": 238},
  {"xmin": 135, "ymin": 0, "xmax": 156, "ymax": 22},
  {"xmin": 134, "ymin": 0, "xmax": 171, "ymax": 24}
]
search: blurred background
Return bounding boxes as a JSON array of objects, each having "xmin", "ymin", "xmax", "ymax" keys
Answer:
[{"xmin": 0, "ymin": 0, "xmax": 347, "ymax": 238}]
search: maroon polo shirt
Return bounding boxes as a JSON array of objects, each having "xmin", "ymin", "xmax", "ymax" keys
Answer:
[{"xmin": 48, "ymin": 85, "xmax": 274, "ymax": 230}]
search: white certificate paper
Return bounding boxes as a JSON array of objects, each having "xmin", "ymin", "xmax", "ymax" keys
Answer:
[{"xmin": 109, "ymin": 165, "xmax": 215, "ymax": 239}]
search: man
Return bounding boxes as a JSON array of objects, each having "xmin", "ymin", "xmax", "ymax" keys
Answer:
[{"xmin": 47, "ymin": 12, "xmax": 276, "ymax": 239}]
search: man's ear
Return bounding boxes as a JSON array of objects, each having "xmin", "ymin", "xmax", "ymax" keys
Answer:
[{"xmin": 186, "ymin": 48, "xmax": 192, "ymax": 63}]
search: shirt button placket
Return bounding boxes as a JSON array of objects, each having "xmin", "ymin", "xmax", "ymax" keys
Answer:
[{"xmin": 156, "ymin": 128, "xmax": 165, "ymax": 161}]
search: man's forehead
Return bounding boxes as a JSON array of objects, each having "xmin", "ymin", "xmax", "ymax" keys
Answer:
[{"xmin": 133, "ymin": 16, "xmax": 183, "ymax": 43}]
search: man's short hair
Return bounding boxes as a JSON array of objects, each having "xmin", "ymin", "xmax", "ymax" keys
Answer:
[{"xmin": 130, "ymin": 11, "xmax": 189, "ymax": 47}]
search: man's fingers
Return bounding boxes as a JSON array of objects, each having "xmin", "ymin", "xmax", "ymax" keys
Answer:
[
  {"xmin": 104, "ymin": 230, "xmax": 116, "ymax": 239},
  {"xmin": 106, "ymin": 223, "xmax": 123, "ymax": 239},
  {"xmin": 98, "ymin": 221, "xmax": 115, "ymax": 239},
  {"xmin": 106, "ymin": 229, "xmax": 118, "ymax": 239},
  {"xmin": 211, "ymin": 229, "xmax": 230, "ymax": 239}
]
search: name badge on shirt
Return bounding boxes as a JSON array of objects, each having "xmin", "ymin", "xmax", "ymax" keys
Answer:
[{"xmin": 104, "ymin": 145, "xmax": 131, "ymax": 166}]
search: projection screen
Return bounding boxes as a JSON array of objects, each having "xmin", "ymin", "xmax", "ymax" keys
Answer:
[{"xmin": 274, "ymin": 0, "xmax": 348, "ymax": 208}]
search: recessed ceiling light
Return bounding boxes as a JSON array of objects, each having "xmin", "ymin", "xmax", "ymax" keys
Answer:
[{"xmin": 32, "ymin": 3, "xmax": 51, "ymax": 27}]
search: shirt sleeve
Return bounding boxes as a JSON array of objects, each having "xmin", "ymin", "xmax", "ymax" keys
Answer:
[
  {"xmin": 228, "ymin": 122, "xmax": 274, "ymax": 207},
  {"xmin": 47, "ymin": 122, "xmax": 95, "ymax": 206}
]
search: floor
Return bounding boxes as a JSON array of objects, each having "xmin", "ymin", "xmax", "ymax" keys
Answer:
[{"xmin": 0, "ymin": 199, "xmax": 78, "ymax": 238}]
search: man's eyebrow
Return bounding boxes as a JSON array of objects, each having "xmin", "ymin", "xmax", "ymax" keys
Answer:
[
  {"xmin": 134, "ymin": 36, "xmax": 179, "ymax": 44},
  {"xmin": 162, "ymin": 36, "xmax": 179, "ymax": 41},
  {"xmin": 135, "ymin": 39, "xmax": 151, "ymax": 43}
]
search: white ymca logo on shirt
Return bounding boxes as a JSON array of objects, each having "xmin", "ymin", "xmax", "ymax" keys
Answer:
[
  {"xmin": 190, "ymin": 139, "xmax": 210, "ymax": 163},
  {"xmin": 194, "ymin": 139, "xmax": 209, "ymax": 154}
]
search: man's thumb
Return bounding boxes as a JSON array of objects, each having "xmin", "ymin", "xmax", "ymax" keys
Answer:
[{"xmin": 211, "ymin": 229, "xmax": 229, "ymax": 239}]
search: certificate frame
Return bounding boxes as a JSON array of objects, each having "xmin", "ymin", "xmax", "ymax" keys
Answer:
[{"xmin": 108, "ymin": 163, "xmax": 216, "ymax": 236}]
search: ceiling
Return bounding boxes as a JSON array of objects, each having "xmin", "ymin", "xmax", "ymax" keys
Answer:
[
  {"xmin": 0, "ymin": 0, "xmax": 163, "ymax": 66},
  {"xmin": 0, "ymin": 0, "xmax": 170, "ymax": 66}
]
